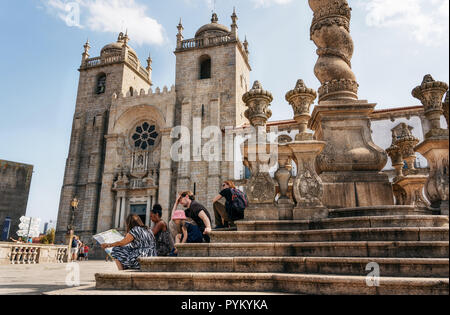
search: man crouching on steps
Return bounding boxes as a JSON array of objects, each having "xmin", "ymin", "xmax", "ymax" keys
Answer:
[{"xmin": 169, "ymin": 191, "xmax": 212, "ymax": 243}]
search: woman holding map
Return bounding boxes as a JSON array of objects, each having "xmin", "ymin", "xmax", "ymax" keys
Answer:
[{"xmin": 101, "ymin": 214, "xmax": 157, "ymax": 270}]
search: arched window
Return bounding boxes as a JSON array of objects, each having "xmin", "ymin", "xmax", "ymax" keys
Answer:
[
  {"xmin": 96, "ymin": 74, "xmax": 106, "ymax": 94},
  {"xmin": 129, "ymin": 87, "xmax": 134, "ymax": 97},
  {"xmin": 199, "ymin": 55, "xmax": 211, "ymax": 80}
]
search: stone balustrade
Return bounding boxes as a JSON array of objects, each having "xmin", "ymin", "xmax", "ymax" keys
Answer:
[
  {"xmin": 178, "ymin": 35, "xmax": 233, "ymax": 51},
  {"xmin": 0, "ymin": 242, "xmax": 69, "ymax": 265},
  {"xmin": 82, "ymin": 54, "xmax": 150, "ymax": 80}
]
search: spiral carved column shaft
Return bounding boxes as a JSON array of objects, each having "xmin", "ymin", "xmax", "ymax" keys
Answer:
[{"xmin": 309, "ymin": 0, "xmax": 358, "ymax": 102}]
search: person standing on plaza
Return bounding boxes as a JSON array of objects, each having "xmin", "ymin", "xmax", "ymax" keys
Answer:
[
  {"xmin": 150, "ymin": 204, "xmax": 174, "ymax": 256},
  {"xmin": 71, "ymin": 236, "xmax": 79, "ymax": 261},
  {"xmin": 101, "ymin": 214, "xmax": 157, "ymax": 270},
  {"xmin": 170, "ymin": 191, "xmax": 212, "ymax": 243}
]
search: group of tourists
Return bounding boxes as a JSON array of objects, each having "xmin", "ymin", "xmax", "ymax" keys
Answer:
[
  {"xmin": 101, "ymin": 181, "xmax": 248, "ymax": 271},
  {"xmin": 71, "ymin": 235, "xmax": 90, "ymax": 261}
]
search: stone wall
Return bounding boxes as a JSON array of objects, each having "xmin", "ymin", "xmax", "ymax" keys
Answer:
[{"xmin": 0, "ymin": 160, "xmax": 33, "ymax": 239}]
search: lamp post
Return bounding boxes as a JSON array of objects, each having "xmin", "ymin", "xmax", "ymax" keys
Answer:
[{"xmin": 66, "ymin": 197, "xmax": 79, "ymax": 262}]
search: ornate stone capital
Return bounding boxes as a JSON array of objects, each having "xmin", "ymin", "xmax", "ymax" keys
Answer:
[
  {"xmin": 243, "ymin": 81, "xmax": 273, "ymax": 127},
  {"xmin": 412, "ymin": 75, "xmax": 449, "ymax": 135},
  {"xmin": 286, "ymin": 80, "xmax": 317, "ymax": 137}
]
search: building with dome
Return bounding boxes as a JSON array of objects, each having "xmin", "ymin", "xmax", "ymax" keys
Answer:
[{"xmin": 55, "ymin": 11, "xmax": 251, "ymax": 244}]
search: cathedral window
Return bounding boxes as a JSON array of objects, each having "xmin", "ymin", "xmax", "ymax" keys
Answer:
[
  {"xmin": 96, "ymin": 74, "xmax": 107, "ymax": 94},
  {"xmin": 199, "ymin": 55, "xmax": 211, "ymax": 80},
  {"xmin": 132, "ymin": 122, "xmax": 159, "ymax": 150}
]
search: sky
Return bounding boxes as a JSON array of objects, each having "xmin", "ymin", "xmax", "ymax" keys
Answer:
[{"xmin": 0, "ymin": 0, "xmax": 448, "ymax": 229}]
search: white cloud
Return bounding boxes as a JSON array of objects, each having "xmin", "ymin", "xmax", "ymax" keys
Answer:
[
  {"xmin": 360, "ymin": 0, "xmax": 449, "ymax": 46},
  {"xmin": 42, "ymin": 0, "xmax": 165, "ymax": 46},
  {"xmin": 251, "ymin": 0, "xmax": 292, "ymax": 8}
]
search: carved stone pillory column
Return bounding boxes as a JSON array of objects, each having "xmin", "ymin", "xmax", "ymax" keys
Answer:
[
  {"xmin": 242, "ymin": 81, "xmax": 278, "ymax": 220},
  {"xmin": 308, "ymin": 0, "xmax": 394, "ymax": 209},
  {"xmin": 285, "ymin": 80, "xmax": 328, "ymax": 220},
  {"xmin": 413, "ymin": 75, "xmax": 449, "ymax": 215},
  {"xmin": 387, "ymin": 123, "xmax": 429, "ymax": 208}
]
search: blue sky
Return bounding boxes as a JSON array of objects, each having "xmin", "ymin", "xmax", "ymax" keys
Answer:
[{"xmin": 0, "ymin": 0, "xmax": 448, "ymax": 228}]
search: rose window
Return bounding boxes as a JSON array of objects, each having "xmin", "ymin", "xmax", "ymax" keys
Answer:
[{"xmin": 132, "ymin": 122, "xmax": 159, "ymax": 150}]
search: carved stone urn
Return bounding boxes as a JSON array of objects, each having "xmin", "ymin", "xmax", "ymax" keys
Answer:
[
  {"xmin": 413, "ymin": 75, "xmax": 449, "ymax": 215},
  {"xmin": 243, "ymin": 81, "xmax": 273, "ymax": 127},
  {"xmin": 387, "ymin": 123, "xmax": 429, "ymax": 208},
  {"xmin": 393, "ymin": 123, "xmax": 420, "ymax": 175},
  {"xmin": 412, "ymin": 75, "xmax": 449, "ymax": 138},
  {"xmin": 288, "ymin": 136, "xmax": 328, "ymax": 220},
  {"xmin": 275, "ymin": 136, "xmax": 294, "ymax": 220},
  {"xmin": 386, "ymin": 144, "xmax": 404, "ymax": 180},
  {"xmin": 286, "ymin": 80, "xmax": 317, "ymax": 138}
]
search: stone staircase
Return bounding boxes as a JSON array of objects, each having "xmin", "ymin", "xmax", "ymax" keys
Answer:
[{"xmin": 95, "ymin": 206, "xmax": 449, "ymax": 295}]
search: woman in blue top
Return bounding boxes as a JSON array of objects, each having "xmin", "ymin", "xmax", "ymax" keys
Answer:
[{"xmin": 102, "ymin": 214, "xmax": 157, "ymax": 270}]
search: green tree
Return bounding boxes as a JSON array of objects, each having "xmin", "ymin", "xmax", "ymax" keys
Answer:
[{"xmin": 41, "ymin": 228, "xmax": 56, "ymax": 244}]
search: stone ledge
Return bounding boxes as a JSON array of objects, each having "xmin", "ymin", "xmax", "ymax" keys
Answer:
[{"xmin": 95, "ymin": 272, "xmax": 449, "ymax": 295}]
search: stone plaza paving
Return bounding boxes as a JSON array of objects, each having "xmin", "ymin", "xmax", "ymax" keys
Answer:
[{"xmin": 0, "ymin": 261, "xmax": 283, "ymax": 295}]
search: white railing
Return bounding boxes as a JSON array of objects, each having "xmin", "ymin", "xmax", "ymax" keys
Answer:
[{"xmin": 0, "ymin": 243, "xmax": 69, "ymax": 265}]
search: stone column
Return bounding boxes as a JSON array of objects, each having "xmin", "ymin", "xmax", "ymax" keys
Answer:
[
  {"xmin": 118, "ymin": 192, "xmax": 127, "ymax": 230},
  {"xmin": 308, "ymin": 0, "xmax": 393, "ymax": 208},
  {"xmin": 242, "ymin": 81, "xmax": 278, "ymax": 220},
  {"xmin": 387, "ymin": 123, "xmax": 429, "ymax": 208},
  {"xmin": 115, "ymin": 195, "xmax": 121, "ymax": 228},
  {"xmin": 286, "ymin": 80, "xmax": 327, "ymax": 220},
  {"xmin": 413, "ymin": 75, "xmax": 449, "ymax": 215}
]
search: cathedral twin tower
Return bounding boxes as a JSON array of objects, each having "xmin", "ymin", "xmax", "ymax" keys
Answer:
[{"xmin": 56, "ymin": 11, "xmax": 250, "ymax": 243}]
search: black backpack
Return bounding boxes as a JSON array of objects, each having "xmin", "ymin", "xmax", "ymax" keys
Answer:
[{"xmin": 228, "ymin": 188, "xmax": 248, "ymax": 220}]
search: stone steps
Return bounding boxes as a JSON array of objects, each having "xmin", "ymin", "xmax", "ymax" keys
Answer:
[
  {"xmin": 236, "ymin": 215, "xmax": 448, "ymax": 232},
  {"xmin": 95, "ymin": 272, "xmax": 449, "ymax": 295},
  {"xmin": 139, "ymin": 257, "xmax": 449, "ymax": 278},
  {"xmin": 210, "ymin": 227, "xmax": 449, "ymax": 243},
  {"xmin": 328, "ymin": 206, "xmax": 433, "ymax": 218},
  {"xmin": 176, "ymin": 241, "xmax": 449, "ymax": 258}
]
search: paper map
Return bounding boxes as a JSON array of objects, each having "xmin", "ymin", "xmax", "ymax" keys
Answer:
[{"xmin": 93, "ymin": 229, "xmax": 124, "ymax": 255}]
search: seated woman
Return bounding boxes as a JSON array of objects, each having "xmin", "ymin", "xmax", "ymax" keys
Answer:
[
  {"xmin": 150, "ymin": 204, "xmax": 174, "ymax": 257},
  {"xmin": 172, "ymin": 210, "xmax": 203, "ymax": 255},
  {"xmin": 101, "ymin": 214, "xmax": 157, "ymax": 270}
]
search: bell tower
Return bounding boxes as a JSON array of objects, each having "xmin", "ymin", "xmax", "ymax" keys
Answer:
[
  {"xmin": 56, "ymin": 33, "xmax": 152, "ymax": 242},
  {"xmin": 173, "ymin": 10, "xmax": 251, "ymax": 215}
]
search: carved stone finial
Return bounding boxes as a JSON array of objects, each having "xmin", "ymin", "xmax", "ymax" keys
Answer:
[
  {"xmin": 83, "ymin": 39, "xmax": 90, "ymax": 54},
  {"xmin": 286, "ymin": 80, "xmax": 317, "ymax": 138},
  {"xmin": 309, "ymin": 0, "xmax": 359, "ymax": 102},
  {"xmin": 243, "ymin": 37, "xmax": 249, "ymax": 54},
  {"xmin": 211, "ymin": 12, "xmax": 219, "ymax": 23},
  {"xmin": 242, "ymin": 81, "xmax": 273, "ymax": 127},
  {"xmin": 412, "ymin": 75, "xmax": 448, "ymax": 136}
]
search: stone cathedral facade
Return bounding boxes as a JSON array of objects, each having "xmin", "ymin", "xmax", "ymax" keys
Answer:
[{"xmin": 56, "ymin": 12, "xmax": 251, "ymax": 243}]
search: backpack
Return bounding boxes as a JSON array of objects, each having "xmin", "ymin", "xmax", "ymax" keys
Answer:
[{"xmin": 229, "ymin": 188, "xmax": 248, "ymax": 220}]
